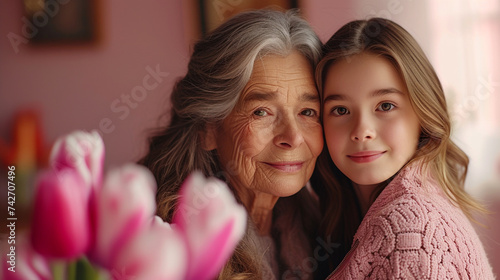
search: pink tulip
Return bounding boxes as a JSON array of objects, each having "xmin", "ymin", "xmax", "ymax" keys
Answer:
[
  {"xmin": 2, "ymin": 235, "xmax": 51, "ymax": 280},
  {"xmin": 31, "ymin": 170, "xmax": 91, "ymax": 259},
  {"xmin": 90, "ymin": 164, "xmax": 157, "ymax": 268},
  {"xmin": 111, "ymin": 216, "xmax": 188, "ymax": 280},
  {"xmin": 50, "ymin": 130, "xmax": 104, "ymax": 191},
  {"xmin": 173, "ymin": 172, "xmax": 247, "ymax": 280}
]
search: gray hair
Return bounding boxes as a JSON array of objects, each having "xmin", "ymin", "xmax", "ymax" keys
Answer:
[{"xmin": 141, "ymin": 9, "xmax": 321, "ymax": 220}]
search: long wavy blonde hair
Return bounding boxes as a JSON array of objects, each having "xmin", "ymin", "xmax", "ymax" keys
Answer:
[
  {"xmin": 140, "ymin": 9, "xmax": 321, "ymax": 279},
  {"xmin": 311, "ymin": 17, "xmax": 486, "ymax": 266}
]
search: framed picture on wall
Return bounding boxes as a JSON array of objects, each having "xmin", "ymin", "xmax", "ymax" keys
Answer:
[
  {"xmin": 23, "ymin": 0, "xmax": 99, "ymax": 44},
  {"xmin": 197, "ymin": 0, "xmax": 299, "ymax": 37}
]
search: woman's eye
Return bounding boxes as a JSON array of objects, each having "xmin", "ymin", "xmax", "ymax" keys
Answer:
[
  {"xmin": 253, "ymin": 109, "xmax": 267, "ymax": 117},
  {"xmin": 377, "ymin": 103, "xmax": 395, "ymax": 112},
  {"xmin": 331, "ymin": 106, "xmax": 349, "ymax": 116},
  {"xmin": 301, "ymin": 109, "xmax": 317, "ymax": 117}
]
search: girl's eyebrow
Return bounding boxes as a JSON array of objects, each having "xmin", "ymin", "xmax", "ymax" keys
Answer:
[
  {"xmin": 323, "ymin": 87, "xmax": 404, "ymax": 103},
  {"xmin": 373, "ymin": 87, "xmax": 404, "ymax": 96},
  {"xmin": 323, "ymin": 93, "xmax": 346, "ymax": 103}
]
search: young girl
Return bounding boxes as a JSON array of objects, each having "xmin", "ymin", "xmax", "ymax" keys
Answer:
[{"xmin": 313, "ymin": 18, "xmax": 494, "ymax": 279}]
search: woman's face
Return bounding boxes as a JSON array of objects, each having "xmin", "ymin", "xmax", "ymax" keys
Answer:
[
  {"xmin": 213, "ymin": 51, "xmax": 323, "ymax": 197},
  {"xmin": 322, "ymin": 52, "xmax": 421, "ymax": 186}
]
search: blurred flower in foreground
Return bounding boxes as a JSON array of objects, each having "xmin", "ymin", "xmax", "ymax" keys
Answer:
[
  {"xmin": 174, "ymin": 172, "xmax": 247, "ymax": 280},
  {"xmin": 4, "ymin": 130, "xmax": 247, "ymax": 280},
  {"xmin": 111, "ymin": 216, "xmax": 187, "ymax": 280},
  {"xmin": 31, "ymin": 170, "xmax": 91, "ymax": 259},
  {"xmin": 90, "ymin": 164, "xmax": 157, "ymax": 268},
  {"xmin": 50, "ymin": 130, "xmax": 104, "ymax": 191}
]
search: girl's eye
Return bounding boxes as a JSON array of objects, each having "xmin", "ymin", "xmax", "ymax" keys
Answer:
[
  {"xmin": 377, "ymin": 102, "xmax": 395, "ymax": 112},
  {"xmin": 331, "ymin": 106, "xmax": 349, "ymax": 116},
  {"xmin": 253, "ymin": 109, "xmax": 267, "ymax": 117},
  {"xmin": 300, "ymin": 109, "xmax": 317, "ymax": 117}
]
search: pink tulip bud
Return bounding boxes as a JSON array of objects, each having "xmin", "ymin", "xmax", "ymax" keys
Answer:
[
  {"xmin": 90, "ymin": 164, "xmax": 157, "ymax": 268},
  {"xmin": 111, "ymin": 216, "xmax": 187, "ymax": 280},
  {"xmin": 173, "ymin": 172, "xmax": 247, "ymax": 280},
  {"xmin": 50, "ymin": 130, "xmax": 104, "ymax": 191},
  {"xmin": 31, "ymin": 170, "xmax": 91, "ymax": 259},
  {"xmin": 2, "ymin": 235, "xmax": 52, "ymax": 280}
]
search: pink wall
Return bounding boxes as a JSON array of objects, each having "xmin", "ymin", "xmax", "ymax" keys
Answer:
[
  {"xmin": 301, "ymin": 1, "xmax": 355, "ymax": 42},
  {"xmin": 0, "ymin": 1, "xmax": 189, "ymax": 168}
]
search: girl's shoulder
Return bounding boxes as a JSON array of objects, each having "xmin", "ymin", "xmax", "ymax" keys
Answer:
[
  {"xmin": 333, "ymin": 163, "xmax": 495, "ymax": 280},
  {"xmin": 363, "ymin": 161, "xmax": 469, "ymax": 234},
  {"xmin": 365, "ymin": 162, "xmax": 446, "ymax": 217}
]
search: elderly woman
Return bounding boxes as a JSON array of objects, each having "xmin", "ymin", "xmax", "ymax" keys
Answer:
[{"xmin": 140, "ymin": 9, "xmax": 323, "ymax": 279}]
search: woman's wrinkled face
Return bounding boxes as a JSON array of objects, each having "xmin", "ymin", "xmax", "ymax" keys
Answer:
[{"xmin": 214, "ymin": 51, "xmax": 323, "ymax": 197}]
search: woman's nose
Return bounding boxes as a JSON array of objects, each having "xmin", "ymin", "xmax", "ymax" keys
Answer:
[
  {"xmin": 273, "ymin": 115, "xmax": 305, "ymax": 149},
  {"xmin": 350, "ymin": 115, "xmax": 376, "ymax": 142}
]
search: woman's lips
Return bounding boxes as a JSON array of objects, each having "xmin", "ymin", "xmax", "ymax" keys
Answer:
[
  {"xmin": 347, "ymin": 151, "xmax": 386, "ymax": 163},
  {"xmin": 264, "ymin": 161, "xmax": 304, "ymax": 172}
]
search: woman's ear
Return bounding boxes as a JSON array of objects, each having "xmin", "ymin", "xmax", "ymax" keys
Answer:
[{"xmin": 200, "ymin": 123, "xmax": 217, "ymax": 151}]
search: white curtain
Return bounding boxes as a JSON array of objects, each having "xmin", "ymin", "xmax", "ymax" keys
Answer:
[{"xmin": 429, "ymin": 0, "xmax": 500, "ymax": 197}]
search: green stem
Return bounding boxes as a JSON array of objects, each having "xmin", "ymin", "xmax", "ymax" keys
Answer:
[
  {"xmin": 67, "ymin": 260, "xmax": 77, "ymax": 280},
  {"xmin": 52, "ymin": 257, "xmax": 109, "ymax": 280},
  {"xmin": 75, "ymin": 257, "xmax": 103, "ymax": 280},
  {"xmin": 51, "ymin": 261, "xmax": 66, "ymax": 280}
]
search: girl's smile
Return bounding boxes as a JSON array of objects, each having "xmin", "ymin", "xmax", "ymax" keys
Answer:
[
  {"xmin": 347, "ymin": 150, "xmax": 386, "ymax": 163},
  {"xmin": 322, "ymin": 52, "xmax": 421, "ymax": 187}
]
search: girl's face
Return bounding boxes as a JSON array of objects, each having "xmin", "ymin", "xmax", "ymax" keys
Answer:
[{"xmin": 322, "ymin": 52, "xmax": 421, "ymax": 186}]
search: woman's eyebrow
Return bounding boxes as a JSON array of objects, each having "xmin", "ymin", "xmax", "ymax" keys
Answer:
[
  {"xmin": 243, "ymin": 91, "xmax": 319, "ymax": 102},
  {"xmin": 300, "ymin": 92, "xmax": 320, "ymax": 102},
  {"xmin": 243, "ymin": 91, "xmax": 276, "ymax": 102}
]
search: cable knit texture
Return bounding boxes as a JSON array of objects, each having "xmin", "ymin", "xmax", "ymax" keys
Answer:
[{"xmin": 328, "ymin": 163, "xmax": 495, "ymax": 280}]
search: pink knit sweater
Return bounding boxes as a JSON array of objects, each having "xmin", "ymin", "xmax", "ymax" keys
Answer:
[{"xmin": 327, "ymin": 163, "xmax": 495, "ymax": 279}]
